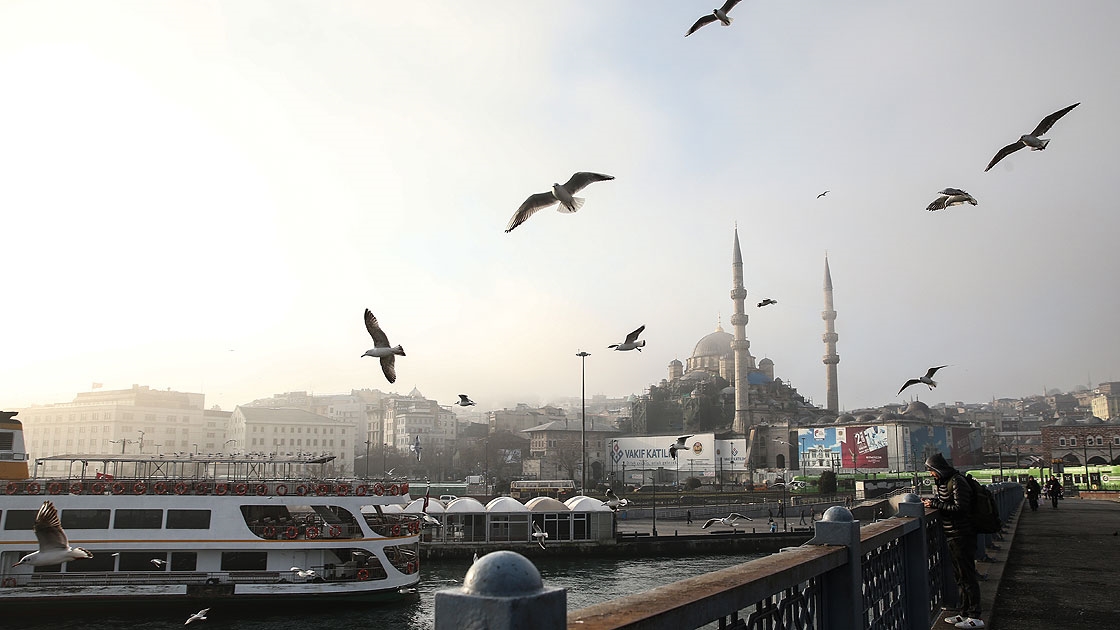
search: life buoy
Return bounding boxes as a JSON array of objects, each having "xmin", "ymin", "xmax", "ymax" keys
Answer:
[
  {"xmin": 262, "ymin": 525, "xmax": 277, "ymax": 538},
  {"xmin": 47, "ymin": 482, "xmax": 64, "ymax": 495},
  {"xmin": 195, "ymin": 482, "xmax": 211, "ymax": 495},
  {"xmin": 1, "ymin": 577, "xmax": 16, "ymax": 588},
  {"xmin": 336, "ymin": 484, "xmax": 351, "ymax": 496},
  {"xmin": 388, "ymin": 483, "xmax": 399, "ymax": 496},
  {"xmin": 155, "ymin": 482, "xmax": 168, "ymax": 495},
  {"xmin": 306, "ymin": 526, "xmax": 321, "ymax": 539},
  {"xmin": 392, "ymin": 523, "xmax": 401, "ymax": 536},
  {"xmin": 400, "ymin": 482, "xmax": 409, "ymax": 495},
  {"xmin": 296, "ymin": 485, "xmax": 309, "ymax": 496},
  {"xmin": 112, "ymin": 482, "xmax": 125, "ymax": 495},
  {"xmin": 372, "ymin": 483, "xmax": 384, "ymax": 496},
  {"xmin": 255, "ymin": 484, "xmax": 268, "ymax": 496},
  {"xmin": 4, "ymin": 482, "xmax": 16, "ymax": 495},
  {"xmin": 133, "ymin": 483, "xmax": 146, "ymax": 495},
  {"xmin": 355, "ymin": 484, "xmax": 368, "ymax": 496},
  {"xmin": 410, "ymin": 521, "xmax": 420, "ymax": 534},
  {"xmin": 285, "ymin": 526, "xmax": 298, "ymax": 539},
  {"xmin": 91, "ymin": 482, "xmax": 106, "ymax": 494},
  {"xmin": 234, "ymin": 484, "xmax": 248, "ymax": 496},
  {"xmin": 356, "ymin": 569, "xmax": 369, "ymax": 581},
  {"xmin": 276, "ymin": 484, "xmax": 289, "ymax": 496},
  {"xmin": 69, "ymin": 482, "xmax": 83, "ymax": 495},
  {"xmin": 26, "ymin": 482, "xmax": 41, "ymax": 495},
  {"xmin": 406, "ymin": 561, "xmax": 416, "ymax": 573},
  {"xmin": 173, "ymin": 482, "xmax": 188, "ymax": 495},
  {"xmin": 316, "ymin": 484, "xmax": 330, "ymax": 496},
  {"xmin": 215, "ymin": 483, "xmax": 229, "ymax": 496},
  {"xmin": 329, "ymin": 525, "xmax": 342, "ymax": 538}
]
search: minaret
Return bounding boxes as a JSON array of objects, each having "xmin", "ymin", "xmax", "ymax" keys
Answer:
[
  {"xmin": 730, "ymin": 228, "xmax": 752, "ymax": 434},
  {"xmin": 822, "ymin": 256, "xmax": 840, "ymax": 413}
]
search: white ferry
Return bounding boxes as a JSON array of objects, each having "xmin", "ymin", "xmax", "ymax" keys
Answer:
[{"xmin": 0, "ymin": 413, "xmax": 421, "ymax": 607}]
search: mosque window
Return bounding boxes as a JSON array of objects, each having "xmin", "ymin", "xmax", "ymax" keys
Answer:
[
  {"xmin": 1059, "ymin": 438, "xmax": 1066, "ymax": 446},
  {"xmin": 1070, "ymin": 437, "xmax": 1077, "ymax": 447}
]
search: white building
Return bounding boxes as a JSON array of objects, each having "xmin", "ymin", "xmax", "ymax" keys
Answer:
[{"xmin": 227, "ymin": 406, "xmax": 357, "ymax": 475}]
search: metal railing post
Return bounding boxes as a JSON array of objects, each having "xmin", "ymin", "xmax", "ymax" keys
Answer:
[
  {"xmin": 805, "ymin": 506, "xmax": 862, "ymax": 629},
  {"xmin": 897, "ymin": 493, "xmax": 932, "ymax": 629},
  {"xmin": 434, "ymin": 550, "xmax": 566, "ymax": 630}
]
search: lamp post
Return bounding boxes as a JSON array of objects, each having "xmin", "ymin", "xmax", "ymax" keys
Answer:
[
  {"xmin": 1083, "ymin": 439, "xmax": 1089, "ymax": 492},
  {"xmin": 576, "ymin": 350, "xmax": 590, "ymax": 493},
  {"xmin": 383, "ymin": 443, "xmax": 388, "ymax": 477},
  {"xmin": 364, "ymin": 440, "xmax": 372, "ymax": 479},
  {"xmin": 137, "ymin": 431, "xmax": 145, "ymax": 454}
]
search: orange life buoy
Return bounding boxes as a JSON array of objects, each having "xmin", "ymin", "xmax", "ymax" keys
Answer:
[
  {"xmin": 215, "ymin": 483, "xmax": 229, "ymax": 496},
  {"xmin": 1, "ymin": 577, "xmax": 16, "ymax": 588},
  {"xmin": 133, "ymin": 482, "xmax": 147, "ymax": 495},
  {"xmin": 392, "ymin": 523, "xmax": 401, "ymax": 536},
  {"xmin": 372, "ymin": 483, "xmax": 384, "ymax": 496},
  {"xmin": 388, "ymin": 483, "xmax": 399, "ymax": 496},
  {"xmin": 26, "ymin": 482, "xmax": 41, "ymax": 495},
  {"xmin": 336, "ymin": 484, "xmax": 350, "ymax": 496},
  {"xmin": 255, "ymin": 484, "xmax": 267, "ymax": 496},
  {"xmin": 356, "ymin": 568, "xmax": 369, "ymax": 581},
  {"xmin": 174, "ymin": 482, "xmax": 188, "ymax": 495},
  {"xmin": 155, "ymin": 482, "xmax": 168, "ymax": 495},
  {"xmin": 285, "ymin": 526, "xmax": 298, "ymax": 539},
  {"xmin": 355, "ymin": 484, "xmax": 368, "ymax": 496},
  {"xmin": 400, "ymin": 482, "xmax": 409, "ymax": 495},
  {"xmin": 4, "ymin": 482, "xmax": 16, "ymax": 495},
  {"xmin": 234, "ymin": 484, "xmax": 248, "ymax": 496},
  {"xmin": 306, "ymin": 526, "xmax": 320, "ymax": 539},
  {"xmin": 195, "ymin": 482, "xmax": 211, "ymax": 495},
  {"xmin": 296, "ymin": 485, "xmax": 309, "ymax": 496},
  {"xmin": 91, "ymin": 482, "xmax": 106, "ymax": 494},
  {"xmin": 412, "ymin": 520, "xmax": 421, "ymax": 534},
  {"xmin": 263, "ymin": 525, "xmax": 277, "ymax": 538},
  {"xmin": 316, "ymin": 484, "xmax": 330, "ymax": 496},
  {"xmin": 276, "ymin": 484, "xmax": 289, "ymax": 496},
  {"xmin": 47, "ymin": 482, "xmax": 64, "ymax": 495},
  {"xmin": 329, "ymin": 525, "xmax": 342, "ymax": 538},
  {"xmin": 112, "ymin": 482, "xmax": 125, "ymax": 495},
  {"xmin": 69, "ymin": 482, "xmax": 83, "ymax": 495},
  {"xmin": 406, "ymin": 561, "xmax": 415, "ymax": 573}
]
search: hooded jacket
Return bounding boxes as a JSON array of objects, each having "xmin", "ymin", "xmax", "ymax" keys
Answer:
[{"xmin": 925, "ymin": 452, "xmax": 974, "ymax": 538}]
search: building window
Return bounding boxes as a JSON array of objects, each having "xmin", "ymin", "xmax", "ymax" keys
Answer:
[
  {"xmin": 1059, "ymin": 438, "xmax": 1066, "ymax": 447},
  {"xmin": 1070, "ymin": 437, "xmax": 1077, "ymax": 447}
]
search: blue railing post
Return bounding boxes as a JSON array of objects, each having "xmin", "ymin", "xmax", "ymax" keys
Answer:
[
  {"xmin": 896, "ymin": 493, "xmax": 932, "ymax": 629},
  {"xmin": 434, "ymin": 550, "xmax": 566, "ymax": 630},
  {"xmin": 805, "ymin": 506, "xmax": 862, "ymax": 629}
]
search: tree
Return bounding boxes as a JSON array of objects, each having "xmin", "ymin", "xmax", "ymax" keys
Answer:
[{"xmin": 818, "ymin": 469, "xmax": 837, "ymax": 494}]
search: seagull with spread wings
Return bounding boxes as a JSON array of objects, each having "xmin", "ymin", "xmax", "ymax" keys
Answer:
[
  {"xmin": 185, "ymin": 608, "xmax": 210, "ymax": 625},
  {"xmin": 11, "ymin": 501, "xmax": 93, "ymax": 567},
  {"xmin": 361, "ymin": 309, "xmax": 405, "ymax": 384},
  {"xmin": 457, "ymin": 394, "xmax": 477, "ymax": 407},
  {"xmin": 757, "ymin": 298, "xmax": 777, "ymax": 307},
  {"xmin": 532, "ymin": 522, "xmax": 549, "ymax": 549},
  {"xmin": 817, "ymin": 190, "xmax": 829, "ymax": 199},
  {"xmin": 927, "ymin": 188, "xmax": 978, "ymax": 212},
  {"xmin": 609, "ymin": 325, "xmax": 646, "ymax": 352},
  {"xmin": 410, "ymin": 435, "xmax": 423, "ymax": 462},
  {"xmin": 505, "ymin": 172, "xmax": 614, "ymax": 233},
  {"xmin": 602, "ymin": 488, "xmax": 629, "ymax": 510},
  {"xmin": 898, "ymin": 365, "xmax": 948, "ymax": 395},
  {"xmin": 686, "ymin": 0, "xmax": 743, "ymax": 37},
  {"xmin": 984, "ymin": 103, "xmax": 1080, "ymax": 172},
  {"xmin": 702, "ymin": 513, "xmax": 753, "ymax": 529},
  {"xmin": 669, "ymin": 434, "xmax": 694, "ymax": 460}
]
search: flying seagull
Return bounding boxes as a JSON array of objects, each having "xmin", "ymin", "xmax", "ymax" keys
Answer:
[
  {"xmin": 609, "ymin": 325, "xmax": 646, "ymax": 352},
  {"xmin": 151, "ymin": 558, "xmax": 167, "ymax": 568},
  {"xmin": 11, "ymin": 501, "xmax": 93, "ymax": 568},
  {"xmin": 757, "ymin": 298, "xmax": 777, "ymax": 308},
  {"xmin": 702, "ymin": 513, "xmax": 753, "ymax": 529},
  {"xmin": 669, "ymin": 434, "xmax": 694, "ymax": 460},
  {"xmin": 686, "ymin": 0, "xmax": 743, "ymax": 36},
  {"xmin": 602, "ymin": 488, "xmax": 629, "ymax": 510},
  {"xmin": 927, "ymin": 188, "xmax": 978, "ymax": 212},
  {"xmin": 185, "ymin": 608, "xmax": 210, "ymax": 625},
  {"xmin": 505, "ymin": 172, "xmax": 615, "ymax": 233},
  {"xmin": 290, "ymin": 566, "xmax": 317, "ymax": 578},
  {"xmin": 361, "ymin": 309, "xmax": 405, "ymax": 384},
  {"xmin": 817, "ymin": 190, "xmax": 829, "ymax": 198},
  {"xmin": 532, "ymin": 522, "xmax": 549, "ymax": 550},
  {"xmin": 410, "ymin": 435, "xmax": 423, "ymax": 462},
  {"xmin": 984, "ymin": 103, "xmax": 1080, "ymax": 172},
  {"xmin": 420, "ymin": 513, "xmax": 442, "ymax": 529},
  {"xmin": 898, "ymin": 365, "xmax": 948, "ymax": 395},
  {"xmin": 457, "ymin": 394, "xmax": 477, "ymax": 407}
]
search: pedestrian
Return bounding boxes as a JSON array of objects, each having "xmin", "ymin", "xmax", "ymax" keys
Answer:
[
  {"xmin": 922, "ymin": 452, "xmax": 984, "ymax": 629},
  {"xmin": 686, "ymin": 510, "xmax": 692, "ymax": 525},
  {"xmin": 810, "ymin": 506, "xmax": 817, "ymax": 521},
  {"xmin": 768, "ymin": 517, "xmax": 777, "ymax": 533},
  {"xmin": 799, "ymin": 509, "xmax": 806, "ymax": 526},
  {"xmin": 1024, "ymin": 476, "xmax": 1041, "ymax": 512},
  {"xmin": 1045, "ymin": 476, "xmax": 1062, "ymax": 509},
  {"xmin": 777, "ymin": 499, "xmax": 784, "ymax": 517}
]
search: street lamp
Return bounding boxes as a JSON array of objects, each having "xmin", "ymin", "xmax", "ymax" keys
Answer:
[
  {"xmin": 773, "ymin": 439, "xmax": 792, "ymax": 532},
  {"xmin": 137, "ymin": 431, "xmax": 145, "ymax": 454},
  {"xmin": 576, "ymin": 350, "xmax": 590, "ymax": 494},
  {"xmin": 224, "ymin": 439, "xmax": 237, "ymax": 454},
  {"xmin": 364, "ymin": 440, "xmax": 372, "ymax": 479}
]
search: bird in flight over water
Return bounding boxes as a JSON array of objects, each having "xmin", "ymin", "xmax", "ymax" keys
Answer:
[
  {"xmin": 927, "ymin": 188, "xmax": 978, "ymax": 212},
  {"xmin": 702, "ymin": 513, "xmax": 753, "ymax": 529},
  {"xmin": 361, "ymin": 309, "xmax": 405, "ymax": 384},
  {"xmin": 817, "ymin": 190, "xmax": 829, "ymax": 198},
  {"xmin": 609, "ymin": 325, "xmax": 646, "ymax": 352},
  {"xmin": 757, "ymin": 298, "xmax": 777, "ymax": 307}
]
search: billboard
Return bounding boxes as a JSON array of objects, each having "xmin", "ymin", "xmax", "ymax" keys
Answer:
[
  {"xmin": 838, "ymin": 425, "xmax": 890, "ymax": 469},
  {"xmin": 610, "ymin": 433, "xmax": 717, "ymax": 471},
  {"xmin": 949, "ymin": 427, "xmax": 983, "ymax": 467}
]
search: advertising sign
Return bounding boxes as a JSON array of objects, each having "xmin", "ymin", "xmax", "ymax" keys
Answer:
[{"xmin": 610, "ymin": 433, "xmax": 716, "ymax": 471}]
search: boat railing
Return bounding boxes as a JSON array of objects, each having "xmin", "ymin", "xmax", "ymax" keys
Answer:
[
  {"xmin": 4, "ymin": 478, "xmax": 411, "ymax": 499},
  {"xmin": 9, "ymin": 566, "xmax": 392, "ymax": 588}
]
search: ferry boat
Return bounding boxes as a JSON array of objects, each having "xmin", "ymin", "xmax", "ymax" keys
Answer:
[{"xmin": 0, "ymin": 413, "xmax": 421, "ymax": 607}]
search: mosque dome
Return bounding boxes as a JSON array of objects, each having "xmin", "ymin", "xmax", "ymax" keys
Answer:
[
  {"xmin": 1053, "ymin": 417, "xmax": 1078, "ymax": 426},
  {"xmin": 902, "ymin": 401, "xmax": 931, "ymax": 419},
  {"xmin": 857, "ymin": 413, "xmax": 878, "ymax": 424},
  {"xmin": 836, "ymin": 414, "xmax": 856, "ymax": 424},
  {"xmin": 692, "ymin": 326, "xmax": 734, "ymax": 360}
]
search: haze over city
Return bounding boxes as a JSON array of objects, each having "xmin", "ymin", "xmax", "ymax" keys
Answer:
[{"xmin": 3, "ymin": 1, "xmax": 1118, "ymax": 414}]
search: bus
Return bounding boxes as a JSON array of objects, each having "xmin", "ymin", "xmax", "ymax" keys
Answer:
[{"xmin": 509, "ymin": 479, "xmax": 577, "ymax": 501}]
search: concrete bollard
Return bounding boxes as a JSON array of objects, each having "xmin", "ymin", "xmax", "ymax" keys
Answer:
[
  {"xmin": 806, "ymin": 506, "xmax": 862, "ymax": 630},
  {"xmin": 434, "ymin": 550, "xmax": 566, "ymax": 630}
]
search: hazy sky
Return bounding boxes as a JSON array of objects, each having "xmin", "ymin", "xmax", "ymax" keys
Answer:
[{"xmin": 3, "ymin": 1, "xmax": 1118, "ymax": 415}]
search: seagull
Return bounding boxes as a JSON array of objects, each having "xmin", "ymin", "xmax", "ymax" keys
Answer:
[
  {"xmin": 532, "ymin": 522, "xmax": 548, "ymax": 549},
  {"xmin": 11, "ymin": 501, "xmax": 93, "ymax": 568},
  {"xmin": 927, "ymin": 188, "xmax": 978, "ymax": 212},
  {"xmin": 457, "ymin": 394, "xmax": 476, "ymax": 407},
  {"xmin": 420, "ymin": 513, "xmax": 442, "ymax": 529},
  {"xmin": 602, "ymin": 488, "xmax": 629, "ymax": 510},
  {"xmin": 898, "ymin": 365, "xmax": 948, "ymax": 395},
  {"xmin": 702, "ymin": 513, "xmax": 753, "ymax": 529},
  {"xmin": 290, "ymin": 566, "xmax": 317, "ymax": 578},
  {"xmin": 686, "ymin": 0, "xmax": 742, "ymax": 36},
  {"xmin": 1, "ymin": 410, "xmax": 18, "ymax": 421},
  {"xmin": 472, "ymin": 552, "xmax": 479, "ymax": 564},
  {"xmin": 185, "ymin": 608, "xmax": 210, "ymax": 625},
  {"xmin": 151, "ymin": 558, "xmax": 167, "ymax": 568},
  {"xmin": 984, "ymin": 103, "xmax": 1080, "ymax": 172},
  {"xmin": 817, "ymin": 190, "xmax": 829, "ymax": 198},
  {"xmin": 608, "ymin": 325, "xmax": 646, "ymax": 352},
  {"xmin": 757, "ymin": 298, "xmax": 777, "ymax": 308},
  {"xmin": 361, "ymin": 309, "xmax": 405, "ymax": 384},
  {"xmin": 669, "ymin": 434, "xmax": 694, "ymax": 460},
  {"xmin": 410, "ymin": 435, "xmax": 423, "ymax": 462},
  {"xmin": 504, "ymin": 172, "xmax": 614, "ymax": 233}
]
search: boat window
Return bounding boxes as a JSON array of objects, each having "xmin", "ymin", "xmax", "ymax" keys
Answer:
[
  {"xmin": 166, "ymin": 509, "xmax": 211, "ymax": 529},
  {"xmin": 77, "ymin": 551, "xmax": 116, "ymax": 572},
  {"xmin": 114, "ymin": 509, "xmax": 164, "ymax": 529},
  {"xmin": 120, "ymin": 552, "xmax": 164, "ymax": 571},
  {"xmin": 385, "ymin": 542, "xmax": 419, "ymax": 575},
  {"xmin": 61, "ymin": 509, "xmax": 111, "ymax": 529},
  {"xmin": 171, "ymin": 551, "xmax": 198, "ymax": 571},
  {"xmin": 221, "ymin": 551, "xmax": 267, "ymax": 571},
  {"xmin": 2, "ymin": 509, "xmax": 36, "ymax": 530}
]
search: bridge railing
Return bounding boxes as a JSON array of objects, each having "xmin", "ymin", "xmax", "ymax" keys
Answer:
[{"xmin": 435, "ymin": 485, "xmax": 1022, "ymax": 630}]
